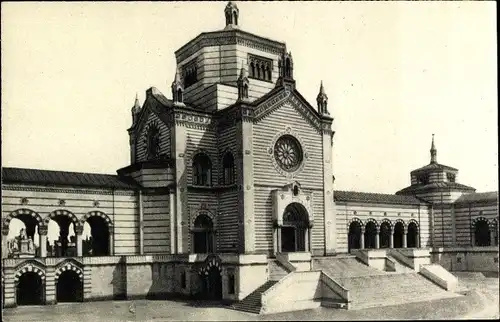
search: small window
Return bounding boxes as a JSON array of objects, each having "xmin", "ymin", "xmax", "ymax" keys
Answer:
[
  {"xmin": 181, "ymin": 271, "xmax": 186, "ymax": 289},
  {"xmin": 293, "ymin": 185, "xmax": 299, "ymax": 196},
  {"xmin": 192, "ymin": 153, "xmax": 212, "ymax": 186},
  {"xmin": 193, "ymin": 214, "xmax": 215, "ymax": 254},
  {"xmin": 222, "ymin": 152, "xmax": 235, "ymax": 185},
  {"xmin": 228, "ymin": 274, "xmax": 235, "ymax": 295},
  {"xmin": 182, "ymin": 60, "xmax": 198, "ymax": 88},
  {"xmin": 417, "ymin": 174, "xmax": 429, "ymax": 185},
  {"xmin": 248, "ymin": 54, "xmax": 273, "ymax": 82},
  {"xmin": 447, "ymin": 173, "xmax": 456, "ymax": 183}
]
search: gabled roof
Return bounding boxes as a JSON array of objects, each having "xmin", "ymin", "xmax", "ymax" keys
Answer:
[
  {"xmin": 411, "ymin": 162, "xmax": 458, "ymax": 174},
  {"xmin": 396, "ymin": 181, "xmax": 476, "ymax": 195},
  {"xmin": 454, "ymin": 191, "xmax": 498, "ymax": 205},
  {"xmin": 334, "ymin": 190, "xmax": 426, "ymax": 205},
  {"xmin": 2, "ymin": 167, "xmax": 138, "ymax": 190}
]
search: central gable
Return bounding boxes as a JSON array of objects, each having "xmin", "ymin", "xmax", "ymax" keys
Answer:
[{"xmin": 253, "ymin": 88, "xmax": 323, "ymax": 133}]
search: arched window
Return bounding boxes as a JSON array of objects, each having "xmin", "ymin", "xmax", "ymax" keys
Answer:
[
  {"xmin": 177, "ymin": 89, "xmax": 183, "ymax": 103},
  {"xmin": 146, "ymin": 126, "xmax": 160, "ymax": 160},
  {"xmin": 474, "ymin": 218, "xmax": 491, "ymax": 246},
  {"xmin": 192, "ymin": 153, "xmax": 212, "ymax": 186},
  {"xmin": 250, "ymin": 62, "xmax": 255, "ymax": 78},
  {"xmin": 192, "ymin": 214, "xmax": 214, "ymax": 254},
  {"xmin": 285, "ymin": 58, "xmax": 291, "ymax": 78},
  {"xmin": 266, "ymin": 66, "xmax": 272, "ymax": 81},
  {"xmin": 222, "ymin": 152, "xmax": 235, "ymax": 185},
  {"xmin": 256, "ymin": 64, "xmax": 261, "ymax": 79}
]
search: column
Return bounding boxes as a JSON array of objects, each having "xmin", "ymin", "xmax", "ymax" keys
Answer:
[
  {"xmin": 375, "ymin": 230, "xmax": 380, "ymax": 249},
  {"xmin": 273, "ymin": 227, "xmax": 278, "ymax": 254},
  {"xmin": 108, "ymin": 227, "xmax": 114, "ymax": 256},
  {"xmin": 277, "ymin": 227, "xmax": 282, "ymax": 253},
  {"xmin": 360, "ymin": 230, "xmax": 365, "ymax": 250},
  {"xmin": 75, "ymin": 225, "xmax": 83, "ymax": 257},
  {"xmin": 38, "ymin": 225, "xmax": 48, "ymax": 258},
  {"xmin": 169, "ymin": 189, "xmax": 177, "ymax": 254},
  {"xmin": 471, "ymin": 230, "xmax": 476, "ymax": 247},
  {"xmin": 389, "ymin": 232, "xmax": 394, "ymax": 249},
  {"xmin": 490, "ymin": 230, "xmax": 495, "ymax": 247},
  {"xmin": 2, "ymin": 230, "xmax": 9, "ymax": 259},
  {"xmin": 403, "ymin": 232, "xmax": 407, "ymax": 248},
  {"xmin": 416, "ymin": 233, "xmax": 420, "ymax": 248},
  {"xmin": 305, "ymin": 228, "xmax": 310, "ymax": 252}
]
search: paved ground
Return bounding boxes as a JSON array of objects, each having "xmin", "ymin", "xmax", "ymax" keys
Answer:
[{"xmin": 3, "ymin": 275, "xmax": 498, "ymax": 321}]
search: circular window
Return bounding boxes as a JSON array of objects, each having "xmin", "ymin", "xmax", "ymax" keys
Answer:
[{"xmin": 274, "ymin": 135, "xmax": 303, "ymax": 172}]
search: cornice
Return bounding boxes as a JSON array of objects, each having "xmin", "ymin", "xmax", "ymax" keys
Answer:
[
  {"xmin": 2, "ymin": 184, "xmax": 136, "ymax": 196},
  {"xmin": 175, "ymin": 29, "xmax": 286, "ymax": 64}
]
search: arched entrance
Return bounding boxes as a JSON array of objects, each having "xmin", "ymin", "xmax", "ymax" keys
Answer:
[
  {"xmin": 280, "ymin": 203, "xmax": 309, "ymax": 252},
  {"xmin": 394, "ymin": 221, "xmax": 405, "ymax": 248},
  {"xmin": 16, "ymin": 272, "xmax": 44, "ymax": 305},
  {"xmin": 348, "ymin": 220, "xmax": 362, "ymax": 252},
  {"xmin": 364, "ymin": 221, "xmax": 377, "ymax": 249},
  {"xmin": 200, "ymin": 266, "xmax": 222, "ymax": 300},
  {"xmin": 407, "ymin": 221, "xmax": 419, "ymax": 248},
  {"xmin": 474, "ymin": 219, "xmax": 491, "ymax": 246},
  {"xmin": 82, "ymin": 214, "xmax": 111, "ymax": 256},
  {"xmin": 56, "ymin": 271, "xmax": 83, "ymax": 302},
  {"xmin": 379, "ymin": 221, "xmax": 392, "ymax": 248}
]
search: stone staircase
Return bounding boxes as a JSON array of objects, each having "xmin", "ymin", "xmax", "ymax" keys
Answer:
[
  {"xmin": 337, "ymin": 272, "xmax": 461, "ymax": 310},
  {"xmin": 231, "ymin": 280, "xmax": 278, "ymax": 314},
  {"xmin": 386, "ymin": 255, "xmax": 414, "ymax": 273},
  {"xmin": 268, "ymin": 259, "xmax": 289, "ymax": 281},
  {"xmin": 312, "ymin": 255, "xmax": 389, "ymax": 278}
]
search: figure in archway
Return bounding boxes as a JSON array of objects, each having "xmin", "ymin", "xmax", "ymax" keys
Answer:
[
  {"xmin": 393, "ymin": 222, "xmax": 405, "ymax": 248},
  {"xmin": 379, "ymin": 221, "xmax": 392, "ymax": 248},
  {"xmin": 281, "ymin": 203, "xmax": 309, "ymax": 252},
  {"xmin": 200, "ymin": 266, "xmax": 223, "ymax": 300},
  {"xmin": 364, "ymin": 221, "xmax": 377, "ymax": 249},
  {"xmin": 56, "ymin": 270, "xmax": 83, "ymax": 302},
  {"xmin": 5, "ymin": 211, "xmax": 43, "ymax": 257},
  {"xmin": 407, "ymin": 222, "xmax": 419, "ymax": 248},
  {"xmin": 348, "ymin": 220, "xmax": 362, "ymax": 252},
  {"xmin": 474, "ymin": 219, "xmax": 491, "ymax": 246},
  {"xmin": 16, "ymin": 272, "xmax": 44, "ymax": 305},
  {"xmin": 45, "ymin": 212, "xmax": 80, "ymax": 257}
]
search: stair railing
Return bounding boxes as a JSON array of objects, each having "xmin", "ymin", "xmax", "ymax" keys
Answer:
[
  {"xmin": 389, "ymin": 250, "xmax": 415, "ymax": 270},
  {"xmin": 275, "ymin": 253, "xmax": 297, "ymax": 272},
  {"xmin": 261, "ymin": 271, "xmax": 297, "ymax": 306},
  {"xmin": 320, "ymin": 271, "xmax": 350, "ymax": 302}
]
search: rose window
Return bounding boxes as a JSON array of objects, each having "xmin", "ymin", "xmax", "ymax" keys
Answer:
[{"xmin": 274, "ymin": 135, "xmax": 303, "ymax": 172}]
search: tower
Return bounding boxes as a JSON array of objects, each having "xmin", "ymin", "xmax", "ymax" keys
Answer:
[
  {"xmin": 224, "ymin": 1, "xmax": 239, "ymax": 29},
  {"xmin": 171, "ymin": 70, "xmax": 184, "ymax": 105},
  {"xmin": 430, "ymin": 134, "xmax": 437, "ymax": 164},
  {"xmin": 316, "ymin": 81, "xmax": 329, "ymax": 115}
]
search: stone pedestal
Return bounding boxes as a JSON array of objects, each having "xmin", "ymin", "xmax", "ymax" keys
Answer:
[{"xmin": 18, "ymin": 239, "xmax": 35, "ymax": 258}]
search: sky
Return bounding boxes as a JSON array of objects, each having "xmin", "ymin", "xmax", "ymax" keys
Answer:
[{"xmin": 2, "ymin": 1, "xmax": 498, "ymax": 202}]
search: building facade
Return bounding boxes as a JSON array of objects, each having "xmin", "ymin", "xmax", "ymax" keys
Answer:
[{"xmin": 2, "ymin": 2, "xmax": 498, "ymax": 310}]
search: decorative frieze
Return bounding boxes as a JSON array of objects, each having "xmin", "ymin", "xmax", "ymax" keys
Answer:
[{"xmin": 3, "ymin": 185, "xmax": 135, "ymax": 196}]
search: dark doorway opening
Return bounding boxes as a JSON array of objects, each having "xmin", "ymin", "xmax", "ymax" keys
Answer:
[
  {"xmin": 407, "ymin": 222, "xmax": 419, "ymax": 248},
  {"xmin": 364, "ymin": 221, "xmax": 377, "ymax": 249},
  {"xmin": 474, "ymin": 220, "xmax": 491, "ymax": 246},
  {"xmin": 16, "ymin": 272, "xmax": 44, "ymax": 305},
  {"xmin": 56, "ymin": 271, "xmax": 83, "ymax": 303},
  {"xmin": 201, "ymin": 266, "xmax": 222, "ymax": 300},
  {"xmin": 281, "ymin": 226, "xmax": 296, "ymax": 252},
  {"xmin": 394, "ymin": 222, "xmax": 405, "ymax": 248},
  {"xmin": 380, "ymin": 222, "xmax": 392, "ymax": 248},
  {"xmin": 348, "ymin": 221, "xmax": 362, "ymax": 252}
]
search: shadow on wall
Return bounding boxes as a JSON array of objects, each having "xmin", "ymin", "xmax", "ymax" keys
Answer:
[
  {"xmin": 146, "ymin": 262, "xmax": 169, "ymax": 300},
  {"xmin": 112, "ymin": 256, "xmax": 127, "ymax": 300}
]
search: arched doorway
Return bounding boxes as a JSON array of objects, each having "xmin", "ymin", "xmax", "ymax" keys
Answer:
[
  {"xmin": 394, "ymin": 221, "xmax": 405, "ymax": 248},
  {"xmin": 16, "ymin": 272, "xmax": 44, "ymax": 305},
  {"xmin": 364, "ymin": 221, "xmax": 377, "ymax": 249},
  {"xmin": 407, "ymin": 222, "xmax": 419, "ymax": 248},
  {"xmin": 281, "ymin": 203, "xmax": 309, "ymax": 252},
  {"xmin": 379, "ymin": 221, "xmax": 392, "ymax": 248},
  {"xmin": 56, "ymin": 271, "xmax": 83, "ymax": 302},
  {"xmin": 200, "ymin": 266, "xmax": 222, "ymax": 300},
  {"xmin": 474, "ymin": 219, "xmax": 491, "ymax": 246},
  {"xmin": 192, "ymin": 214, "xmax": 215, "ymax": 254},
  {"xmin": 4, "ymin": 209, "xmax": 44, "ymax": 258},
  {"xmin": 84, "ymin": 216, "xmax": 110, "ymax": 256},
  {"xmin": 348, "ymin": 220, "xmax": 362, "ymax": 252}
]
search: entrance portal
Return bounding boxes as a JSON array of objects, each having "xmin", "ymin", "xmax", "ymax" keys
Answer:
[
  {"xmin": 279, "ymin": 203, "xmax": 309, "ymax": 252},
  {"xmin": 348, "ymin": 221, "xmax": 362, "ymax": 252},
  {"xmin": 56, "ymin": 271, "xmax": 83, "ymax": 302},
  {"xmin": 394, "ymin": 222, "xmax": 405, "ymax": 248},
  {"xmin": 201, "ymin": 266, "xmax": 222, "ymax": 300},
  {"xmin": 281, "ymin": 226, "xmax": 296, "ymax": 252},
  {"xmin": 16, "ymin": 272, "xmax": 44, "ymax": 305}
]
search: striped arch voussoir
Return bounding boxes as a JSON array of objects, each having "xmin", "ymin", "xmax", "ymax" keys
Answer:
[
  {"xmin": 347, "ymin": 217, "xmax": 363, "ymax": 229},
  {"xmin": 14, "ymin": 264, "xmax": 46, "ymax": 283},
  {"xmin": 82, "ymin": 211, "xmax": 113, "ymax": 228},
  {"xmin": 44, "ymin": 210, "xmax": 81, "ymax": 227},
  {"xmin": 407, "ymin": 219, "xmax": 419, "ymax": 229},
  {"xmin": 4, "ymin": 209, "xmax": 43, "ymax": 229},
  {"xmin": 199, "ymin": 256, "xmax": 222, "ymax": 275},
  {"xmin": 471, "ymin": 216, "xmax": 489, "ymax": 228},
  {"xmin": 381, "ymin": 218, "xmax": 393, "ymax": 230},
  {"xmin": 394, "ymin": 219, "xmax": 407, "ymax": 229},
  {"xmin": 365, "ymin": 218, "xmax": 379, "ymax": 229},
  {"xmin": 55, "ymin": 262, "xmax": 83, "ymax": 281}
]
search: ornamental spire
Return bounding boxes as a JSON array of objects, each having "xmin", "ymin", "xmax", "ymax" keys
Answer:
[
  {"xmin": 316, "ymin": 81, "xmax": 329, "ymax": 115},
  {"xmin": 430, "ymin": 134, "xmax": 437, "ymax": 164},
  {"xmin": 224, "ymin": 2, "xmax": 239, "ymax": 29}
]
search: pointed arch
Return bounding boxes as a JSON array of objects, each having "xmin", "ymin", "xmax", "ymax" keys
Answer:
[
  {"xmin": 3, "ymin": 209, "xmax": 43, "ymax": 232},
  {"xmin": 14, "ymin": 262, "xmax": 46, "ymax": 283},
  {"xmin": 81, "ymin": 211, "xmax": 113, "ymax": 229},
  {"xmin": 55, "ymin": 261, "xmax": 83, "ymax": 281},
  {"xmin": 43, "ymin": 210, "xmax": 81, "ymax": 228}
]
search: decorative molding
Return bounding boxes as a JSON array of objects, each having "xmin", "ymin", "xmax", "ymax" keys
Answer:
[
  {"xmin": 20, "ymin": 197, "xmax": 29, "ymax": 205},
  {"xmin": 44, "ymin": 209, "xmax": 81, "ymax": 227},
  {"xmin": 2, "ymin": 185, "xmax": 135, "ymax": 196},
  {"xmin": 269, "ymin": 126, "xmax": 309, "ymax": 179},
  {"xmin": 93, "ymin": 200, "xmax": 100, "ymax": 208},
  {"xmin": 58, "ymin": 199, "xmax": 66, "ymax": 206},
  {"xmin": 3, "ymin": 208, "xmax": 43, "ymax": 229},
  {"xmin": 81, "ymin": 211, "xmax": 114, "ymax": 228}
]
